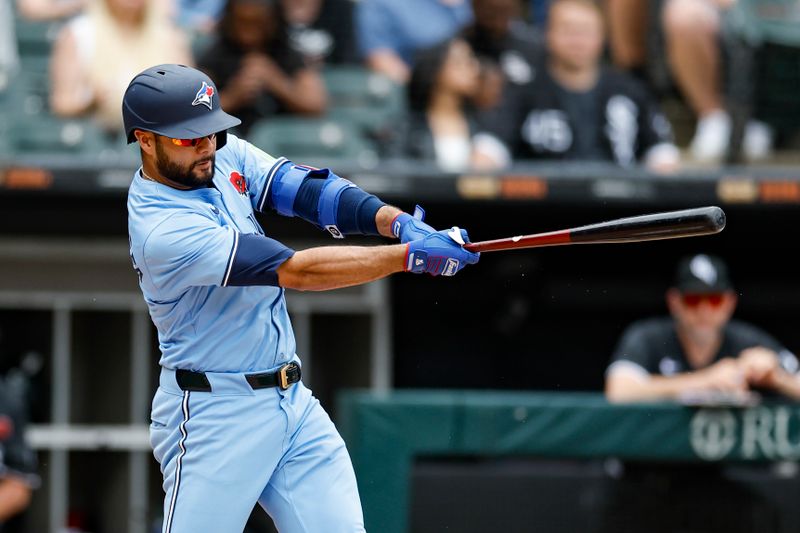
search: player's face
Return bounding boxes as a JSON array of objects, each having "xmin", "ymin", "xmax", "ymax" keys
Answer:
[
  {"xmin": 154, "ymin": 134, "xmax": 217, "ymax": 189},
  {"xmin": 667, "ymin": 289, "xmax": 737, "ymax": 344},
  {"xmin": 546, "ymin": 1, "xmax": 605, "ymax": 71}
]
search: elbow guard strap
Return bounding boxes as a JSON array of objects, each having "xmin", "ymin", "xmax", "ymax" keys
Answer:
[
  {"xmin": 318, "ymin": 177, "xmax": 357, "ymax": 239},
  {"xmin": 271, "ymin": 163, "xmax": 330, "ymax": 217}
]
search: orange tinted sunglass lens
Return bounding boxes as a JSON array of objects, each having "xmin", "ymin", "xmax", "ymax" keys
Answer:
[
  {"xmin": 170, "ymin": 133, "xmax": 216, "ymax": 147},
  {"xmin": 171, "ymin": 138, "xmax": 196, "ymax": 147}
]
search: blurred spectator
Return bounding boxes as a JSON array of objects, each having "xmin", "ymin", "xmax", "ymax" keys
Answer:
[
  {"xmin": 198, "ymin": 0, "xmax": 327, "ymax": 135},
  {"xmin": 605, "ymin": 0, "xmax": 773, "ymax": 163},
  {"xmin": 173, "ymin": 0, "xmax": 226, "ymax": 35},
  {"xmin": 389, "ymin": 38, "xmax": 482, "ymax": 171},
  {"xmin": 281, "ymin": 0, "xmax": 358, "ymax": 65},
  {"xmin": 15, "ymin": 0, "xmax": 85, "ymax": 21},
  {"xmin": 49, "ymin": 0, "xmax": 192, "ymax": 135},
  {"xmin": 462, "ymin": 0, "xmax": 543, "ymax": 109},
  {"xmin": 473, "ymin": 0, "xmax": 680, "ymax": 171},
  {"xmin": 605, "ymin": 253, "xmax": 800, "ymax": 403},
  {"xmin": 1, "ymin": 0, "xmax": 18, "ymax": 83},
  {"xmin": 0, "ymin": 369, "xmax": 39, "ymax": 530},
  {"xmin": 356, "ymin": 0, "xmax": 473, "ymax": 84}
]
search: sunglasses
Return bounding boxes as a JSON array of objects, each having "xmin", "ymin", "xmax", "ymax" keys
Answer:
[
  {"xmin": 681, "ymin": 293, "xmax": 725, "ymax": 308},
  {"xmin": 169, "ymin": 133, "xmax": 216, "ymax": 147}
]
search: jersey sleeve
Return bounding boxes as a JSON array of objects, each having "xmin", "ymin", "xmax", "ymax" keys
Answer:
[
  {"xmin": 732, "ymin": 322, "xmax": 800, "ymax": 374},
  {"xmin": 224, "ymin": 134, "xmax": 289, "ymax": 214},
  {"xmin": 607, "ymin": 322, "xmax": 659, "ymax": 377},
  {"xmin": 142, "ymin": 212, "xmax": 238, "ymax": 295}
]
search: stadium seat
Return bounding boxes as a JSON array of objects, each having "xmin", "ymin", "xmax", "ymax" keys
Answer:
[
  {"xmin": 8, "ymin": 115, "xmax": 115, "ymax": 155},
  {"xmin": 247, "ymin": 117, "xmax": 379, "ymax": 168},
  {"xmin": 722, "ymin": 0, "xmax": 800, "ymax": 161},
  {"xmin": 2, "ymin": 64, "xmax": 119, "ymax": 156},
  {"xmin": 321, "ymin": 65, "xmax": 406, "ymax": 138},
  {"xmin": 14, "ymin": 15, "xmax": 63, "ymax": 59}
]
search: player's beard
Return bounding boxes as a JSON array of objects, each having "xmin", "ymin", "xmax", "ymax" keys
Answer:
[{"xmin": 155, "ymin": 142, "xmax": 216, "ymax": 189}]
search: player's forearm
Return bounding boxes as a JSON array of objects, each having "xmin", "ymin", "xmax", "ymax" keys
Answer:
[
  {"xmin": 768, "ymin": 371, "xmax": 800, "ymax": 400},
  {"xmin": 375, "ymin": 205, "xmax": 403, "ymax": 238},
  {"xmin": 605, "ymin": 372, "xmax": 707, "ymax": 402},
  {"xmin": 277, "ymin": 244, "xmax": 406, "ymax": 291},
  {"xmin": 0, "ymin": 478, "xmax": 32, "ymax": 521}
]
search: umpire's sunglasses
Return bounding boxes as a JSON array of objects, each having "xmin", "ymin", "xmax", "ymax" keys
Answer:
[{"xmin": 168, "ymin": 133, "xmax": 216, "ymax": 147}]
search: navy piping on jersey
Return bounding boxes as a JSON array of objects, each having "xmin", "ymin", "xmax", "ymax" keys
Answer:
[
  {"xmin": 222, "ymin": 231, "xmax": 240, "ymax": 287},
  {"xmin": 258, "ymin": 157, "xmax": 289, "ymax": 212},
  {"xmin": 165, "ymin": 390, "xmax": 191, "ymax": 533}
]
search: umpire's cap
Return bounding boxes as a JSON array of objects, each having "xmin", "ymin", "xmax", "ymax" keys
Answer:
[
  {"xmin": 122, "ymin": 64, "xmax": 241, "ymax": 149},
  {"xmin": 673, "ymin": 253, "xmax": 734, "ymax": 294}
]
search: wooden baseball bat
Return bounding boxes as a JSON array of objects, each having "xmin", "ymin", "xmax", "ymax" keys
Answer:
[{"xmin": 463, "ymin": 206, "xmax": 726, "ymax": 253}]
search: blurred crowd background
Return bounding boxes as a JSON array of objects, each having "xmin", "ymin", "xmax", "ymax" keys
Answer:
[
  {"xmin": 3, "ymin": 0, "xmax": 800, "ymax": 532},
  {"xmin": 1, "ymin": 0, "xmax": 799, "ymax": 169}
]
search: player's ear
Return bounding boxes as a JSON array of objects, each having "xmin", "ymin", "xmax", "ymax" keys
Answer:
[{"xmin": 135, "ymin": 130, "xmax": 157, "ymax": 156}]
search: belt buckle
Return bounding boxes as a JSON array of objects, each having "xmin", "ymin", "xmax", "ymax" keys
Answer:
[{"xmin": 278, "ymin": 363, "xmax": 299, "ymax": 390}]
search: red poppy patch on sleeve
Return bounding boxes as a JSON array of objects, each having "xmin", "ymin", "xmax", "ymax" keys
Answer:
[{"xmin": 230, "ymin": 171, "xmax": 248, "ymax": 195}]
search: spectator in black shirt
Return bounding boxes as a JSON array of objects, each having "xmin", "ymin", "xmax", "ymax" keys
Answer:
[
  {"xmin": 198, "ymin": 0, "xmax": 327, "ymax": 135},
  {"xmin": 473, "ymin": 0, "xmax": 680, "ymax": 171},
  {"xmin": 462, "ymin": 0, "xmax": 543, "ymax": 109},
  {"xmin": 605, "ymin": 254, "xmax": 800, "ymax": 403},
  {"xmin": 280, "ymin": 0, "xmax": 359, "ymax": 65}
]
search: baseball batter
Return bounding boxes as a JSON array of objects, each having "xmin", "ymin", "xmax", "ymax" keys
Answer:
[{"xmin": 123, "ymin": 64, "xmax": 479, "ymax": 533}]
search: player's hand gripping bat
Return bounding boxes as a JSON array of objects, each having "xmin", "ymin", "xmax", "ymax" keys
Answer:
[{"xmin": 459, "ymin": 206, "xmax": 726, "ymax": 253}]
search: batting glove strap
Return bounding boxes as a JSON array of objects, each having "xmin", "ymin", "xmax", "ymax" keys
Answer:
[{"xmin": 392, "ymin": 206, "xmax": 436, "ymax": 243}]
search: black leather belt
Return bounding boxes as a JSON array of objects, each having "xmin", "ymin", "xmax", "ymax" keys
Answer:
[{"xmin": 175, "ymin": 362, "xmax": 301, "ymax": 392}]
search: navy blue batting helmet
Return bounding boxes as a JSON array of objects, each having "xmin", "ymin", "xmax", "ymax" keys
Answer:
[{"xmin": 122, "ymin": 64, "xmax": 241, "ymax": 149}]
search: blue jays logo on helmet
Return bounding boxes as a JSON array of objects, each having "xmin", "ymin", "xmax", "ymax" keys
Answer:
[{"xmin": 192, "ymin": 82, "xmax": 214, "ymax": 110}]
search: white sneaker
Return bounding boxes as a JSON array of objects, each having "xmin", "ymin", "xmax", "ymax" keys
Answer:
[
  {"xmin": 743, "ymin": 120, "xmax": 774, "ymax": 161},
  {"xmin": 689, "ymin": 109, "xmax": 731, "ymax": 162}
]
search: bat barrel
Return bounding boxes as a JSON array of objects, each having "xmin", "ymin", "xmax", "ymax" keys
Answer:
[
  {"xmin": 463, "ymin": 206, "xmax": 726, "ymax": 253},
  {"xmin": 569, "ymin": 206, "xmax": 726, "ymax": 244}
]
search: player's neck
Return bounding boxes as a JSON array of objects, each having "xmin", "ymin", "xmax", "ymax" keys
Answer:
[
  {"xmin": 677, "ymin": 328, "xmax": 722, "ymax": 369},
  {"xmin": 140, "ymin": 164, "xmax": 194, "ymax": 191}
]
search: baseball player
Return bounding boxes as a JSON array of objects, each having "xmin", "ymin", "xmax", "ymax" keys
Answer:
[{"xmin": 123, "ymin": 64, "xmax": 479, "ymax": 533}]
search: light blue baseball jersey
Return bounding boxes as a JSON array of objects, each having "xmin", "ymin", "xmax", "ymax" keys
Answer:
[{"xmin": 128, "ymin": 134, "xmax": 296, "ymax": 372}]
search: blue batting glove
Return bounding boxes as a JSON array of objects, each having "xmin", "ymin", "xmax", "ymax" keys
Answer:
[
  {"xmin": 405, "ymin": 227, "xmax": 480, "ymax": 276},
  {"xmin": 392, "ymin": 205, "xmax": 436, "ymax": 243}
]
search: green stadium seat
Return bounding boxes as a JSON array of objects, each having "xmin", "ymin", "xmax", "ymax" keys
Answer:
[
  {"xmin": 247, "ymin": 117, "xmax": 379, "ymax": 167},
  {"xmin": 725, "ymin": 0, "xmax": 800, "ymax": 47},
  {"xmin": 322, "ymin": 66, "xmax": 406, "ymax": 136},
  {"xmin": 14, "ymin": 16, "xmax": 63, "ymax": 58},
  {"xmin": 9, "ymin": 116, "xmax": 115, "ymax": 155},
  {"xmin": 722, "ymin": 0, "xmax": 800, "ymax": 161},
  {"xmin": 2, "ymin": 65, "xmax": 120, "ymax": 156}
]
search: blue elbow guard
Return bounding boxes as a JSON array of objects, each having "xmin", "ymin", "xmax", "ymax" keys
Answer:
[
  {"xmin": 318, "ymin": 176, "xmax": 356, "ymax": 239},
  {"xmin": 272, "ymin": 163, "xmax": 330, "ymax": 217}
]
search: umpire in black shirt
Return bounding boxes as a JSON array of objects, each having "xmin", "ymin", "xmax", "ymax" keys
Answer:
[{"xmin": 605, "ymin": 253, "xmax": 800, "ymax": 403}]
